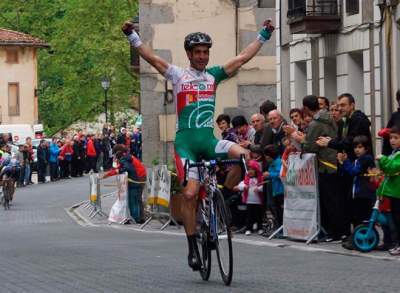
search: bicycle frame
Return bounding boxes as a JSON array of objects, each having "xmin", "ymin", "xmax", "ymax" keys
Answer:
[{"xmin": 183, "ymin": 155, "xmax": 245, "ymax": 286}]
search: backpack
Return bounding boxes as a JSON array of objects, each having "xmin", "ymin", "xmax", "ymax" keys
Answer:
[{"xmin": 131, "ymin": 155, "xmax": 146, "ymax": 180}]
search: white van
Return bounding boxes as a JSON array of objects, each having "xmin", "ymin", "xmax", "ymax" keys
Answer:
[{"xmin": 0, "ymin": 124, "xmax": 37, "ymax": 145}]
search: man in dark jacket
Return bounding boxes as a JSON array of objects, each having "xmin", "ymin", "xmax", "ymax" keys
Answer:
[
  {"xmin": 382, "ymin": 89, "xmax": 400, "ymax": 155},
  {"xmin": 302, "ymin": 95, "xmax": 343, "ymax": 241},
  {"xmin": 37, "ymin": 140, "xmax": 50, "ymax": 183},
  {"xmin": 268, "ymin": 110, "xmax": 287, "ymax": 156},
  {"xmin": 316, "ymin": 93, "xmax": 372, "ymax": 237},
  {"xmin": 254, "ymin": 99, "xmax": 277, "ymax": 150},
  {"xmin": 317, "ymin": 93, "xmax": 372, "ymax": 160},
  {"xmin": 72, "ymin": 136, "xmax": 84, "ymax": 177},
  {"xmin": 103, "ymin": 144, "xmax": 144, "ymax": 223}
]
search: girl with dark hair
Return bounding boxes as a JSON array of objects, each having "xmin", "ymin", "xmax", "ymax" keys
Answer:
[{"xmin": 233, "ymin": 160, "xmax": 264, "ymax": 236}]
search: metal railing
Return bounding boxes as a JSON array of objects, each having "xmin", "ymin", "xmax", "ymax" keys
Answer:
[{"xmin": 288, "ymin": 1, "xmax": 340, "ymax": 20}]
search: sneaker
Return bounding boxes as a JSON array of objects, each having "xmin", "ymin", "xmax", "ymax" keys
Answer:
[
  {"xmin": 375, "ymin": 244, "xmax": 392, "ymax": 251},
  {"xmin": 389, "ymin": 246, "xmax": 400, "ymax": 256},
  {"xmin": 324, "ymin": 236, "xmax": 341, "ymax": 243},
  {"xmin": 342, "ymin": 239, "xmax": 354, "ymax": 250},
  {"xmin": 257, "ymin": 229, "xmax": 264, "ymax": 235},
  {"xmin": 245, "ymin": 230, "xmax": 252, "ymax": 236}
]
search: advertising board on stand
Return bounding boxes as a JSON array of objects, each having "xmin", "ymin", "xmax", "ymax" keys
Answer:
[
  {"xmin": 269, "ymin": 153, "xmax": 320, "ymax": 244},
  {"xmin": 147, "ymin": 165, "xmax": 171, "ymax": 208}
]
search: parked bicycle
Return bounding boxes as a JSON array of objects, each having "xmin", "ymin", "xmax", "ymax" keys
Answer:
[{"xmin": 183, "ymin": 155, "xmax": 247, "ymax": 286}]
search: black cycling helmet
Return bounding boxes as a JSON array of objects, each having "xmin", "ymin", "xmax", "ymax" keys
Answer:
[{"xmin": 184, "ymin": 32, "xmax": 212, "ymax": 51}]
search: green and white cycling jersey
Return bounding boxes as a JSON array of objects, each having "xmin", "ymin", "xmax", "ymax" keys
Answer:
[
  {"xmin": 164, "ymin": 64, "xmax": 235, "ymax": 180},
  {"xmin": 164, "ymin": 65, "xmax": 228, "ymax": 131}
]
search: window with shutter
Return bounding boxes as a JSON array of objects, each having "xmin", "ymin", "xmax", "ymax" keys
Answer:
[
  {"xmin": 6, "ymin": 48, "xmax": 19, "ymax": 63},
  {"xmin": 8, "ymin": 83, "xmax": 20, "ymax": 116}
]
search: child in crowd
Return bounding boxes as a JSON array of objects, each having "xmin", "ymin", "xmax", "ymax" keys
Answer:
[
  {"xmin": 376, "ymin": 125, "xmax": 400, "ymax": 255},
  {"xmin": 280, "ymin": 137, "xmax": 297, "ymax": 178},
  {"xmin": 233, "ymin": 160, "xmax": 264, "ymax": 236},
  {"xmin": 216, "ymin": 114, "xmax": 239, "ymax": 143},
  {"xmin": 337, "ymin": 135, "xmax": 376, "ymax": 250},
  {"xmin": 263, "ymin": 145, "xmax": 284, "ymax": 227}
]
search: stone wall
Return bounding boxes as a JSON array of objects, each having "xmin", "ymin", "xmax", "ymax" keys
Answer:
[{"xmin": 139, "ymin": 0, "xmax": 276, "ymax": 164}]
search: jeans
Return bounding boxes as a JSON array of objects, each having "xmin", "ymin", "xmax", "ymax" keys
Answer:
[
  {"xmin": 246, "ymin": 204, "xmax": 264, "ymax": 231},
  {"xmin": 128, "ymin": 184, "xmax": 144, "ymax": 222},
  {"xmin": 24, "ymin": 164, "xmax": 30, "ymax": 185},
  {"xmin": 49, "ymin": 162, "xmax": 59, "ymax": 180},
  {"xmin": 38, "ymin": 162, "xmax": 47, "ymax": 183}
]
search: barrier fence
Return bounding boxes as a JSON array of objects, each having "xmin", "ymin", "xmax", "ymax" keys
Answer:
[
  {"xmin": 85, "ymin": 166, "xmax": 180, "ymax": 230},
  {"xmin": 269, "ymin": 153, "xmax": 323, "ymax": 245},
  {"xmin": 140, "ymin": 165, "xmax": 180, "ymax": 230}
]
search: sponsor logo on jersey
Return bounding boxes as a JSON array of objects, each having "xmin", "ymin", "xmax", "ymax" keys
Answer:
[
  {"xmin": 181, "ymin": 82, "xmax": 215, "ymax": 91},
  {"xmin": 187, "ymin": 102, "xmax": 215, "ymax": 129}
]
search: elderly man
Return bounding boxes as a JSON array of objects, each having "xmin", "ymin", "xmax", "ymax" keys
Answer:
[
  {"xmin": 247, "ymin": 113, "xmax": 267, "ymax": 153},
  {"xmin": 268, "ymin": 110, "xmax": 287, "ymax": 155}
]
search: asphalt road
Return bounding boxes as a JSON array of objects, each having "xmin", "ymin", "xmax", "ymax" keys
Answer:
[{"xmin": 0, "ymin": 177, "xmax": 399, "ymax": 293}]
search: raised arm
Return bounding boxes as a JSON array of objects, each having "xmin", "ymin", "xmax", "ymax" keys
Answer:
[
  {"xmin": 122, "ymin": 21, "xmax": 169, "ymax": 75},
  {"xmin": 223, "ymin": 20, "xmax": 274, "ymax": 77}
]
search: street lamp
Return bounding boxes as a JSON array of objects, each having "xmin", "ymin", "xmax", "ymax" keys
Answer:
[{"xmin": 101, "ymin": 76, "xmax": 110, "ymax": 123}]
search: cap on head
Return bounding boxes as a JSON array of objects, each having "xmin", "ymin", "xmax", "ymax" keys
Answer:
[{"xmin": 184, "ymin": 32, "xmax": 212, "ymax": 51}]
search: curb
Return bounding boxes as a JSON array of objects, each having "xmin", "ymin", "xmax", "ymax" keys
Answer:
[{"xmin": 66, "ymin": 201, "xmax": 400, "ymax": 262}]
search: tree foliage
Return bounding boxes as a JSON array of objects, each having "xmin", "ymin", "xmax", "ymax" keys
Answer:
[{"xmin": 0, "ymin": 0, "xmax": 139, "ymax": 134}]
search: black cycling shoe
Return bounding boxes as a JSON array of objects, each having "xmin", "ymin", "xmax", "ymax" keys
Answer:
[
  {"xmin": 188, "ymin": 251, "xmax": 202, "ymax": 271},
  {"xmin": 187, "ymin": 235, "xmax": 202, "ymax": 271}
]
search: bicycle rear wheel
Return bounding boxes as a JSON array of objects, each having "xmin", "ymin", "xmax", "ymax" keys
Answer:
[
  {"xmin": 198, "ymin": 222, "xmax": 211, "ymax": 281},
  {"xmin": 213, "ymin": 189, "xmax": 233, "ymax": 286},
  {"xmin": 3, "ymin": 181, "xmax": 11, "ymax": 210}
]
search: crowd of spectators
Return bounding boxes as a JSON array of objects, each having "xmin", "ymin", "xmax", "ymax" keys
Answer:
[
  {"xmin": 217, "ymin": 89, "xmax": 400, "ymax": 256},
  {"xmin": 0, "ymin": 123, "xmax": 142, "ymax": 187}
]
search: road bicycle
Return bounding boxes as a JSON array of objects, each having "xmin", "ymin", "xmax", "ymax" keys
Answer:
[
  {"xmin": 0, "ymin": 177, "xmax": 15, "ymax": 210},
  {"xmin": 183, "ymin": 155, "xmax": 246, "ymax": 286}
]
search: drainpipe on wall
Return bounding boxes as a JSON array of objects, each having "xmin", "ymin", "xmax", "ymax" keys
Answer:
[
  {"xmin": 378, "ymin": 2, "xmax": 395, "ymax": 123},
  {"xmin": 235, "ymin": 0, "xmax": 239, "ymax": 55},
  {"xmin": 369, "ymin": 22, "xmax": 377, "ymax": 152}
]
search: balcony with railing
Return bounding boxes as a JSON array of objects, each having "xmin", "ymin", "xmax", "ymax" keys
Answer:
[{"xmin": 287, "ymin": 1, "xmax": 341, "ymax": 34}]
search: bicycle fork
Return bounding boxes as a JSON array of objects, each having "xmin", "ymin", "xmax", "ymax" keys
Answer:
[{"xmin": 210, "ymin": 199, "xmax": 218, "ymax": 242}]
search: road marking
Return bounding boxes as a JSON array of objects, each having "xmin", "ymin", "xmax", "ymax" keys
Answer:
[{"xmin": 66, "ymin": 202, "xmax": 400, "ymax": 262}]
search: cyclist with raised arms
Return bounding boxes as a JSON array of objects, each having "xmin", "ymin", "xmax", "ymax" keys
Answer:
[{"xmin": 122, "ymin": 20, "xmax": 274, "ymax": 271}]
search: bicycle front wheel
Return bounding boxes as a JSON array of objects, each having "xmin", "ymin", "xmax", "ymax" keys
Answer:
[
  {"xmin": 198, "ymin": 223, "xmax": 212, "ymax": 281},
  {"xmin": 213, "ymin": 189, "xmax": 233, "ymax": 286}
]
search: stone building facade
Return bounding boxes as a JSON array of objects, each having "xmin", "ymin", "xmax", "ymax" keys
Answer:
[
  {"xmin": 138, "ymin": 0, "xmax": 276, "ymax": 164},
  {"xmin": 276, "ymin": 0, "xmax": 400, "ymax": 153}
]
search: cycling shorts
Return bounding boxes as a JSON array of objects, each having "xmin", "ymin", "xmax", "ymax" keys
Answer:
[{"xmin": 174, "ymin": 128, "xmax": 235, "ymax": 181}]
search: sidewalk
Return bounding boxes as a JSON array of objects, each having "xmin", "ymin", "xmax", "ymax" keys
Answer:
[{"xmin": 69, "ymin": 183, "xmax": 400, "ymax": 262}]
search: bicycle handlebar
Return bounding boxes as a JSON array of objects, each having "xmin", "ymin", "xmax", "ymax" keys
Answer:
[{"xmin": 183, "ymin": 154, "xmax": 247, "ymax": 187}]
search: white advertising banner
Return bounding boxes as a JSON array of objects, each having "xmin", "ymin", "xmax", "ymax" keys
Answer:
[
  {"xmin": 283, "ymin": 153, "xmax": 319, "ymax": 240},
  {"xmin": 148, "ymin": 165, "xmax": 171, "ymax": 208},
  {"xmin": 108, "ymin": 173, "xmax": 130, "ymax": 224}
]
